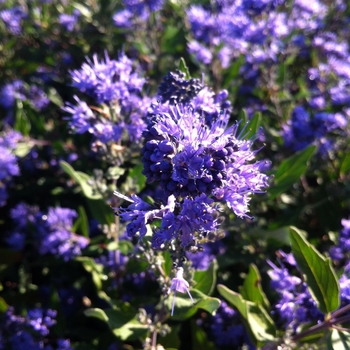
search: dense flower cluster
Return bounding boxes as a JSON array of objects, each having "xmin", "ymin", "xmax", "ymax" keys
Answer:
[
  {"xmin": 115, "ymin": 72, "xmax": 270, "ymax": 253},
  {"xmin": 282, "ymin": 106, "xmax": 347, "ymax": 153},
  {"xmin": 0, "ymin": 6, "xmax": 27, "ymax": 35},
  {"xmin": 113, "ymin": 0, "xmax": 164, "ymax": 28},
  {"xmin": 0, "ymin": 307, "xmax": 72, "ymax": 349},
  {"xmin": 0, "ymin": 129, "xmax": 21, "ymax": 207},
  {"xmin": 6, "ymin": 203, "xmax": 89, "ymax": 261},
  {"xmin": 0, "ymin": 80, "xmax": 49, "ymax": 123},
  {"xmin": 198, "ymin": 300, "xmax": 254, "ymax": 349},
  {"xmin": 268, "ymin": 243, "xmax": 350, "ymax": 330},
  {"xmin": 63, "ymin": 52, "xmax": 149, "ymax": 145}
]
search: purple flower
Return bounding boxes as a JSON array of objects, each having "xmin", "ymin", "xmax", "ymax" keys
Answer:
[
  {"xmin": 168, "ymin": 267, "xmax": 194, "ymax": 316},
  {"xmin": 59, "ymin": 10, "xmax": 80, "ymax": 32},
  {"xmin": 0, "ymin": 7, "xmax": 27, "ymax": 35},
  {"xmin": 0, "ymin": 80, "xmax": 26, "ymax": 109}
]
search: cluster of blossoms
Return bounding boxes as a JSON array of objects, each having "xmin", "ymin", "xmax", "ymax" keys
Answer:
[
  {"xmin": 113, "ymin": 0, "xmax": 164, "ymax": 28},
  {"xmin": 0, "ymin": 306, "xmax": 72, "ymax": 349},
  {"xmin": 268, "ymin": 228, "xmax": 350, "ymax": 331},
  {"xmin": 0, "ymin": 80, "xmax": 49, "ymax": 123},
  {"xmin": 58, "ymin": 9, "xmax": 81, "ymax": 32},
  {"xmin": 0, "ymin": 6, "xmax": 27, "ymax": 35},
  {"xmin": 0, "ymin": 129, "xmax": 22, "ymax": 207},
  {"xmin": 186, "ymin": 0, "xmax": 326, "ymax": 68},
  {"xmin": 198, "ymin": 300, "xmax": 254, "ymax": 349},
  {"xmin": 6, "ymin": 203, "xmax": 89, "ymax": 261},
  {"xmin": 114, "ymin": 71, "xmax": 270, "ymax": 310},
  {"xmin": 282, "ymin": 106, "xmax": 347, "ymax": 154},
  {"xmin": 63, "ymin": 52, "xmax": 150, "ymax": 151}
]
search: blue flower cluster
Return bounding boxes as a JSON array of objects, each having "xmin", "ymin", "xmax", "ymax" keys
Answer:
[
  {"xmin": 0, "ymin": 129, "xmax": 21, "ymax": 207},
  {"xmin": 6, "ymin": 203, "xmax": 89, "ymax": 261},
  {"xmin": 113, "ymin": 0, "xmax": 164, "ymax": 28},
  {"xmin": 198, "ymin": 300, "xmax": 254, "ymax": 349},
  {"xmin": 0, "ymin": 6, "xmax": 27, "ymax": 35},
  {"xmin": 115, "ymin": 72, "xmax": 270, "ymax": 254},
  {"xmin": 0, "ymin": 80, "xmax": 49, "ymax": 123},
  {"xmin": 0, "ymin": 306, "xmax": 72, "ymax": 350},
  {"xmin": 63, "ymin": 52, "xmax": 149, "ymax": 145},
  {"xmin": 268, "ymin": 238, "xmax": 350, "ymax": 330},
  {"xmin": 282, "ymin": 106, "xmax": 347, "ymax": 153}
]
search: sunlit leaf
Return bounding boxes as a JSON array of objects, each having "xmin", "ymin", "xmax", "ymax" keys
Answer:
[{"xmin": 290, "ymin": 227, "xmax": 340, "ymax": 314}]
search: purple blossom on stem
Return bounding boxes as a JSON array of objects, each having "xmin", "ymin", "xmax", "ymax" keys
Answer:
[{"xmin": 168, "ymin": 267, "xmax": 194, "ymax": 316}]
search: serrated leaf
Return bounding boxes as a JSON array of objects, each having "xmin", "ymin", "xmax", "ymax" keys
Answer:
[
  {"xmin": 217, "ymin": 284, "xmax": 276, "ymax": 346},
  {"xmin": 193, "ymin": 259, "xmax": 218, "ymax": 295},
  {"xmin": 239, "ymin": 264, "xmax": 270, "ymax": 310},
  {"xmin": 289, "ymin": 227, "xmax": 340, "ymax": 314},
  {"xmin": 178, "ymin": 57, "xmax": 191, "ymax": 79},
  {"xmin": 60, "ymin": 161, "xmax": 102, "ymax": 199},
  {"xmin": 269, "ymin": 145, "xmax": 316, "ymax": 199}
]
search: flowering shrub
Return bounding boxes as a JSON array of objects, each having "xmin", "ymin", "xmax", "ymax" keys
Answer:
[{"xmin": 1, "ymin": 0, "xmax": 350, "ymax": 349}]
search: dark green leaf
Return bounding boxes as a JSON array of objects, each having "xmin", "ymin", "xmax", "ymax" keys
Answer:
[
  {"xmin": 239, "ymin": 264, "xmax": 270, "ymax": 310},
  {"xmin": 268, "ymin": 145, "xmax": 316, "ymax": 199},
  {"xmin": 290, "ymin": 227, "xmax": 340, "ymax": 314},
  {"xmin": 191, "ymin": 319, "xmax": 216, "ymax": 350},
  {"xmin": 217, "ymin": 284, "xmax": 276, "ymax": 346},
  {"xmin": 86, "ymin": 198, "xmax": 114, "ymax": 226},
  {"xmin": 193, "ymin": 259, "xmax": 218, "ymax": 295}
]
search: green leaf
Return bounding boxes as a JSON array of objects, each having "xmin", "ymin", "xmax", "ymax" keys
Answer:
[
  {"xmin": 178, "ymin": 57, "xmax": 191, "ymax": 79},
  {"xmin": 84, "ymin": 308, "xmax": 109, "ymax": 322},
  {"xmin": 326, "ymin": 329, "xmax": 350, "ymax": 350},
  {"xmin": 191, "ymin": 319, "xmax": 216, "ymax": 350},
  {"xmin": 289, "ymin": 227, "xmax": 340, "ymax": 314},
  {"xmin": 340, "ymin": 153, "xmax": 350, "ymax": 177},
  {"xmin": 47, "ymin": 87, "xmax": 63, "ymax": 107},
  {"xmin": 86, "ymin": 198, "xmax": 114, "ymax": 226},
  {"xmin": 72, "ymin": 206, "xmax": 89, "ymax": 237},
  {"xmin": 0, "ymin": 297, "xmax": 8, "ymax": 313},
  {"xmin": 14, "ymin": 100, "xmax": 30, "ymax": 136},
  {"xmin": 193, "ymin": 259, "xmax": 218, "ymax": 295},
  {"xmin": 107, "ymin": 240, "xmax": 134, "ymax": 255},
  {"xmin": 60, "ymin": 161, "xmax": 102, "ymax": 200},
  {"xmin": 84, "ymin": 306, "xmax": 148, "ymax": 341},
  {"xmin": 13, "ymin": 141, "xmax": 34, "ymax": 157},
  {"xmin": 217, "ymin": 284, "xmax": 276, "ymax": 346},
  {"xmin": 127, "ymin": 163, "xmax": 146, "ymax": 192},
  {"xmin": 76, "ymin": 257, "xmax": 106, "ymax": 291},
  {"xmin": 162, "ymin": 251, "xmax": 173, "ymax": 277},
  {"xmin": 239, "ymin": 264, "xmax": 270, "ymax": 310},
  {"xmin": 166, "ymin": 288, "xmax": 220, "ymax": 320},
  {"xmin": 268, "ymin": 145, "xmax": 316, "ymax": 199},
  {"xmin": 243, "ymin": 112, "xmax": 262, "ymax": 140}
]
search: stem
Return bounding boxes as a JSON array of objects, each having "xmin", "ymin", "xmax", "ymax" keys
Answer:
[{"xmin": 151, "ymin": 328, "xmax": 157, "ymax": 350}]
